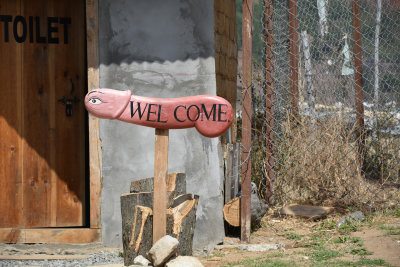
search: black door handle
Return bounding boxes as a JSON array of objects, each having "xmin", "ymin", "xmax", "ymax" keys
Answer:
[
  {"xmin": 58, "ymin": 96, "xmax": 80, "ymax": 117},
  {"xmin": 58, "ymin": 78, "xmax": 80, "ymax": 117}
]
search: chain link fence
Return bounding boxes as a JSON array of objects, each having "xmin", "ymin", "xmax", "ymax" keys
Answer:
[{"xmin": 238, "ymin": 0, "xmax": 400, "ymax": 212}]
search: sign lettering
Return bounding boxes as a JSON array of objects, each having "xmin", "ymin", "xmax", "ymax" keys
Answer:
[
  {"xmin": 85, "ymin": 89, "xmax": 233, "ymax": 138},
  {"xmin": 0, "ymin": 15, "xmax": 71, "ymax": 44}
]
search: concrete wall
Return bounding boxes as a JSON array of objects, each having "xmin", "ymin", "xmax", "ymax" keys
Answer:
[{"xmin": 98, "ymin": 0, "xmax": 225, "ymax": 252}]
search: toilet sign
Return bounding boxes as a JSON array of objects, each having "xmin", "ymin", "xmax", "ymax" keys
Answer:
[
  {"xmin": 84, "ymin": 88, "xmax": 233, "ymax": 244},
  {"xmin": 85, "ymin": 88, "xmax": 233, "ymax": 137}
]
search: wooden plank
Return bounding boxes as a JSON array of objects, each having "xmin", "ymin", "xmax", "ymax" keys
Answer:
[
  {"xmin": 86, "ymin": 0, "xmax": 102, "ymax": 229},
  {"xmin": 0, "ymin": 228, "xmax": 101, "ymax": 243},
  {"xmin": 264, "ymin": 0, "xmax": 275, "ymax": 205},
  {"xmin": 289, "ymin": 0, "xmax": 299, "ymax": 118},
  {"xmin": 21, "ymin": 0, "xmax": 53, "ymax": 227},
  {"xmin": 224, "ymin": 144, "xmax": 233, "ymax": 203},
  {"xmin": 233, "ymin": 143, "xmax": 241, "ymax": 198},
  {"xmin": 52, "ymin": 0, "xmax": 86, "ymax": 227},
  {"xmin": 0, "ymin": 255, "xmax": 88, "ymax": 260},
  {"xmin": 240, "ymin": 0, "xmax": 253, "ymax": 243},
  {"xmin": 0, "ymin": 0, "xmax": 23, "ymax": 228},
  {"xmin": 153, "ymin": 129, "xmax": 169, "ymax": 244},
  {"xmin": 352, "ymin": 0, "xmax": 366, "ymax": 159},
  {"xmin": 47, "ymin": 0, "xmax": 57, "ymax": 228}
]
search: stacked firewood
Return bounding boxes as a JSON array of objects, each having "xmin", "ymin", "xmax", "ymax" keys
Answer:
[{"xmin": 121, "ymin": 173, "xmax": 199, "ymax": 266}]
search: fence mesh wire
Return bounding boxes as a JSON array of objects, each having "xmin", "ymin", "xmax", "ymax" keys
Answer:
[{"xmin": 241, "ymin": 0, "xmax": 400, "ymax": 212}]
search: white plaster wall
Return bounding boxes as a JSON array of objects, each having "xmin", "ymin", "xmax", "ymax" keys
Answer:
[{"xmin": 98, "ymin": 0, "xmax": 225, "ymax": 252}]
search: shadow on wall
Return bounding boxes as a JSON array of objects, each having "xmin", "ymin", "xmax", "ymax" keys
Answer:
[{"xmin": 99, "ymin": 0, "xmax": 215, "ymax": 65}]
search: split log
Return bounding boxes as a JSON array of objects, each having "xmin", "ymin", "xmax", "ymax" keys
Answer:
[
  {"xmin": 167, "ymin": 194, "xmax": 199, "ymax": 256},
  {"xmin": 121, "ymin": 191, "xmax": 176, "ymax": 213},
  {"xmin": 130, "ymin": 172, "xmax": 186, "ymax": 195},
  {"xmin": 223, "ymin": 197, "xmax": 240, "ymax": 227},
  {"xmin": 121, "ymin": 193, "xmax": 199, "ymax": 266},
  {"xmin": 122, "ymin": 205, "xmax": 153, "ymax": 263},
  {"xmin": 223, "ymin": 195, "xmax": 267, "ymax": 229}
]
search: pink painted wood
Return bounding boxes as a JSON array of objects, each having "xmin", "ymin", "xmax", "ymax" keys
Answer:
[{"xmin": 85, "ymin": 88, "xmax": 233, "ymax": 138}]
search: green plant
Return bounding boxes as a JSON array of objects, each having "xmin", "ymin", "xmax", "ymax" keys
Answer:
[
  {"xmin": 332, "ymin": 236, "xmax": 361, "ymax": 244},
  {"xmin": 317, "ymin": 220, "xmax": 337, "ymax": 231},
  {"xmin": 286, "ymin": 232, "xmax": 303, "ymax": 240},
  {"xmin": 212, "ymin": 252, "xmax": 225, "ymax": 257},
  {"xmin": 223, "ymin": 255, "xmax": 295, "ymax": 267},
  {"xmin": 307, "ymin": 245, "xmax": 342, "ymax": 262},
  {"xmin": 327, "ymin": 259, "xmax": 389, "ymax": 266},
  {"xmin": 379, "ymin": 225, "xmax": 400, "ymax": 231},
  {"xmin": 381, "ymin": 207, "xmax": 400, "ymax": 217},
  {"xmin": 338, "ymin": 221, "xmax": 360, "ymax": 234},
  {"xmin": 350, "ymin": 247, "xmax": 373, "ymax": 256},
  {"xmin": 379, "ymin": 225, "xmax": 400, "ymax": 236}
]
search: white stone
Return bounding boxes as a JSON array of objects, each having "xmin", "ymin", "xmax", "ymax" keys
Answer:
[
  {"xmin": 165, "ymin": 256, "xmax": 204, "ymax": 267},
  {"xmin": 133, "ymin": 255, "xmax": 151, "ymax": 266},
  {"xmin": 147, "ymin": 235, "xmax": 179, "ymax": 267},
  {"xmin": 237, "ymin": 243, "xmax": 284, "ymax": 252}
]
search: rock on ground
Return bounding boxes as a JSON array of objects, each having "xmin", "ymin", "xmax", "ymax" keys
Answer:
[
  {"xmin": 133, "ymin": 255, "xmax": 152, "ymax": 266},
  {"xmin": 165, "ymin": 256, "xmax": 204, "ymax": 267},
  {"xmin": 237, "ymin": 243, "xmax": 285, "ymax": 252},
  {"xmin": 147, "ymin": 235, "xmax": 179, "ymax": 267},
  {"xmin": 337, "ymin": 211, "xmax": 365, "ymax": 227},
  {"xmin": 251, "ymin": 193, "xmax": 268, "ymax": 229}
]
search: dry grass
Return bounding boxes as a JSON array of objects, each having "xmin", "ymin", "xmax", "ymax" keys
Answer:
[
  {"xmin": 257, "ymin": 112, "xmax": 400, "ymax": 211},
  {"xmin": 273, "ymin": 113, "xmax": 363, "ymax": 206}
]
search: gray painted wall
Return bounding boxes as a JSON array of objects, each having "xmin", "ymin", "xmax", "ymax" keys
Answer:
[{"xmin": 98, "ymin": 0, "xmax": 225, "ymax": 252}]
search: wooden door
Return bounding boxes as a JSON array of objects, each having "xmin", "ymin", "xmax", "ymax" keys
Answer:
[{"xmin": 0, "ymin": 0, "xmax": 86, "ymax": 228}]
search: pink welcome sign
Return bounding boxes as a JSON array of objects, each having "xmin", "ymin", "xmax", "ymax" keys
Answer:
[{"xmin": 85, "ymin": 89, "xmax": 233, "ymax": 138}]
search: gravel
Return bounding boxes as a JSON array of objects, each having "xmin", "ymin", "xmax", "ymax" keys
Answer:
[{"xmin": 0, "ymin": 251, "xmax": 124, "ymax": 267}]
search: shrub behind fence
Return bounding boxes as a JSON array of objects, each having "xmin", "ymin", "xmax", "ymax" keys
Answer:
[{"xmin": 237, "ymin": 0, "xmax": 400, "ymax": 212}]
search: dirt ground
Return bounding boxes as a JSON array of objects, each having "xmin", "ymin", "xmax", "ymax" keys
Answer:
[
  {"xmin": 200, "ymin": 209, "xmax": 400, "ymax": 267},
  {"xmin": 0, "ymin": 209, "xmax": 398, "ymax": 266}
]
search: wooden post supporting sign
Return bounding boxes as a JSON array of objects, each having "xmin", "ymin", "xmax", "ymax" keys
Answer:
[
  {"xmin": 84, "ymin": 88, "xmax": 233, "ymax": 244},
  {"xmin": 153, "ymin": 128, "xmax": 169, "ymax": 243}
]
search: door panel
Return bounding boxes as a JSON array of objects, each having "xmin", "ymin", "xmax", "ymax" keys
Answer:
[{"xmin": 0, "ymin": 0, "xmax": 86, "ymax": 228}]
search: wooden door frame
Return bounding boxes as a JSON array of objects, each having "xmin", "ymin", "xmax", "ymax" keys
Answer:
[{"xmin": 0, "ymin": 0, "xmax": 101, "ymax": 243}]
